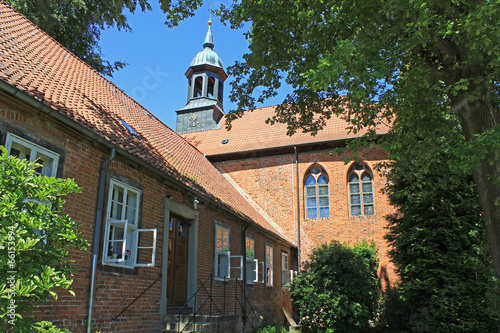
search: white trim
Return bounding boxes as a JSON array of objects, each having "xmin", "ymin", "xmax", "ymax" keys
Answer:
[
  {"xmin": 229, "ymin": 255, "xmax": 244, "ymax": 280},
  {"xmin": 265, "ymin": 244, "xmax": 274, "ymax": 286},
  {"xmin": 5, "ymin": 133, "xmax": 59, "ymax": 177},
  {"xmin": 215, "ymin": 224, "xmax": 231, "ymax": 279},
  {"xmin": 134, "ymin": 228, "xmax": 157, "ymax": 267}
]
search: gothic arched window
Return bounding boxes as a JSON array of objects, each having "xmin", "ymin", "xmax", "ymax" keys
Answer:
[
  {"xmin": 305, "ymin": 166, "xmax": 329, "ymax": 219},
  {"xmin": 348, "ymin": 162, "xmax": 374, "ymax": 216}
]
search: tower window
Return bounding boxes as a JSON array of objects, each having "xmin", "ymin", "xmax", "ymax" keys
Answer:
[
  {"xmin": 207, "ymin": 77, "xmax": 215, "ymax": 98},
  {"xmin": 305, "ymin": 166, "xmax": 329, "ymax": 219},
  {"xmin": 194, "ymin": 76, "xmax": 203, "ymax": 97},
  {"xmin": 348, "ymin": 163, "xmax": 374, "ymax": 216},
  {"xmin": 218, "ymin": 81, "xmax": 223, "ymax": 103}
]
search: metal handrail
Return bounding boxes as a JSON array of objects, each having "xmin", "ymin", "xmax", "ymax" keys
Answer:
[
  {"xmin": 113, "ymin": 274, "xmax": 162, "ymax": 320},
  {"xmin": 176, "ymin": 275, "xmax": 262, "ymax": 332},
  {"xmin": 235, "ymin": 278, "xmax": 259, "ymax": 328},
  {"xmin": 177, "ymin": 274, "xmax": 223, "ymax": 333}
]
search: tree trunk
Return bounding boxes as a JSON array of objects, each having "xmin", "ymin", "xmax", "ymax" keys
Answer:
[{"xmin": 453, "ymin": 89, "xmax": 500, "ymax": 279}]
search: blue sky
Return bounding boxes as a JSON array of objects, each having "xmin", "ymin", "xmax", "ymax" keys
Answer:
[{"xmin": 100, "ymin": 1, "xmax": 284, "ymax": 131}]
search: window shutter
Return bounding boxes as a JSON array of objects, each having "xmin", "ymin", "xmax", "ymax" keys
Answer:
[
  {"xmin": 134, "ymin": 229, "xmax": 157, "ymax": 267},
  {"xmin": 229, "ymin": 255, "xmax": 244, "ymax": 280},
  {"xmin": 257, "ymin": 261, "xmax": 265, "ymax": 283},
  {"xmin": 104, "ymin": 219, "xmax": 128, "ymax": 263},
  {"xmin": 218, "ymin": 251, "xmax": 230, "ymax": 278},
  {"xmin": 289, "ymin": 270, "xmax": 298, "ymax": 283},
  {"xmin": 253, "ymin": 259, "xmax": 259, "ymax": 283}
]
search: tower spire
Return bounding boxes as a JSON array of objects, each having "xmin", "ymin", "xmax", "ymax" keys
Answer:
[
  {"xmin": 175, "ymin": 10, "xmax": 228, "ymax": 134},
  {"xmin": 204, "ymin": 5, "xmax": 214, "ymax": 49},
  {"xmin": 203, "ymin": 21, "xmax": 214, "ymax": 49}
]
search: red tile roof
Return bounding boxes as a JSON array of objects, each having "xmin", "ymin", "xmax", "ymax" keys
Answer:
[
  {"xmin": 182, "ymin": 106, "xmax": 391, "ymax": 157},
  {"xmin": 0, "ymin": 1, "xmax": 291, "ymax": 244}
]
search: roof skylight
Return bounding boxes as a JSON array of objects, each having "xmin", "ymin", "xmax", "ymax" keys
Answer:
[{"xmin": 120, "ymin": 119, "xmax": 139, "ymax": 136}]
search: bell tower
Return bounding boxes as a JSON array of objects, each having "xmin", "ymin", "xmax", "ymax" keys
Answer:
[{"xmin": 176, "ymin": 20, "xmax": 227, "ymax": 133}]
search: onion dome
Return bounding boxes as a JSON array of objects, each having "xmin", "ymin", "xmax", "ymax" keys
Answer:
[{"xmin": 190, "ymin": 21, "xmax": 224, "ymax": 68}]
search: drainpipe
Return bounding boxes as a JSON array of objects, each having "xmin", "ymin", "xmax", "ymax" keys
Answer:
[
  {"xmin": 242, "ymin": 223, "xmax": 249, "ymax": 330},
  {"xmin": 294, "ymin": 146, "xmax": 301, "ymax": 271},
  {"xmin": 87, "ymin": 148, "xmax": 116, "ymax": 333}
]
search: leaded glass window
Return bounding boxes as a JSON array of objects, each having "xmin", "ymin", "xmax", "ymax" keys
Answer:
[
  {"xmin": 348, "ymin": 163, "xmax": 374, "ymax": 216},
  {"xmin": 305, "ymin": 166, "xmax": 330, "ymax": 219}
]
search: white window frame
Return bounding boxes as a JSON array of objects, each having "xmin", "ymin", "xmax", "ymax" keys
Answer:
[
  {"xmin": 5, "ymin": 133, "xmax": 58, "ymax": 243},
  {"xmin": 257, "ymin": 261, "xmax": 265, "ymax": 283},
  {"xmin": 102, "ymin": 179, "xmax": 156, "ymax": 268},
  {"xmin": 229, "ymin": 255, "xmax": 244, "ymax": 280},
  {"xmin": 281, "ymin": 252, "xmax": 289, "ymax": 287},
  {"xmin": 246, "ymin": 236, "xmax": 258, "ymax": 283},
  {"xmin": 215, "ymin": 224, "xmax": 231, "ymax": 279},
  {"xmin": 265, "ymin": 244, "xmax": 274, "ymax": 286},
  {"xmin": 5, "ymin": 133, "xmax": 59, "ymax": 177},
  {"xmin": 289, "ymin": 270, "xmax": 298, "ymax": 283}
]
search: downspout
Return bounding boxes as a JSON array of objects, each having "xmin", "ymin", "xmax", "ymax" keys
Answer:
[
  {"xmin": 242, "ymin": 223, "xmax": 249, "ymax": 330},
  {"xmin": 294, "ymin": 146, "xmax": 301, "ymax": 271},
  {"xmin": 87, "ymin": 148, "xmax": 116, "ymax": 333}
]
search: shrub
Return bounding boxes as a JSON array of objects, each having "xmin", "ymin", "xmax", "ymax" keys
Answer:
[
  {"xmin": 290, "ymin": 240, "xmax": 380, "ymax": 332},
  {"xmin": 0, "ymin": 147, "xmax": 88, "ymax": 332},
  {"xmin": 254, "ymin": 325, "xmax": 287, "ymax": 333}
]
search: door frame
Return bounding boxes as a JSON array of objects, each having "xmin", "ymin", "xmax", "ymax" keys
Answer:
[{"xmin": 160, "ymin": 197, "xmax": 199, "ymax": 315}]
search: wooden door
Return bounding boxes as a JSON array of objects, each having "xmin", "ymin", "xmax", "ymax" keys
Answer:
[{"xmin": 167, "ymin": 215, "xmax": 189, "ymax": 306}]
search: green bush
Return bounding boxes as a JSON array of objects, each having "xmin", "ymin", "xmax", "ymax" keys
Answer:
[
  {"xmin": 290, "ymin": 240, "xmax": 380, "ymax": 333},
  {"xmin": 253, "ymin": 325, "xmax": 287, "ymax": 333},
  {"xmin": 31, "ymin": 321, "xmax": 73, "ymax": 332},
  {"xmin": 0, "ymin": 147, "xmax": 88, "ymax": 332}
]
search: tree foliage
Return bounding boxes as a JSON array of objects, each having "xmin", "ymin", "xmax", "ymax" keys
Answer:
[
  {"xmin": 6, "ymin": 0, "xmax": 152, "ymax": 76},
  {"xmin": 289, "ymin": 240, "xmax": 379, "ymax": 333},
  {"xmin": 202, "ymin": 0, "xmax": 500, "ymax": 281},
  {"xmin": 379, "ymin": 94, "xmax": 499, "ymax": 331},
  {"xmin": 0, "ymin": 147, "xmax": 88, "ymax": 332}
]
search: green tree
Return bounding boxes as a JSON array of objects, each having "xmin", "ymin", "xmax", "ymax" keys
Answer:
[
  {"xmin": 203, "ymin": 0, "xmax": 500, "ymax": 281},
  {"xmin": 0, "ymin": 147, "xmax": 88, "ymax": 332},
  {"xmin": 289, "ymin": 240, "xmax": 379, "ymax": 333},
  {"xmin": 380, "ymin": 93, "xmax": 499, "ymax": 331},
  {"xmin": 6, "ymin": 0, "xmax": 152, "ymax": 76}
]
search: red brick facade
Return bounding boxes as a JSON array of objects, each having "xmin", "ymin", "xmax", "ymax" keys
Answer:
[
  {"xmin": 0, "ymin": 91, "xmax": 295, "ymax": 332},
  {"xmin": 214, "ymin": 147, "xmax": 397, "ymax": 286}
]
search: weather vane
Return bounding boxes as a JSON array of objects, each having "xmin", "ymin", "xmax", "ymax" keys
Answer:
[{"xmin": 209, "ymin": 3, "xmax": 213, "ymax": 25}]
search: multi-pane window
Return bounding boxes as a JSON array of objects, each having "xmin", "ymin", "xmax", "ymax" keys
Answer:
[
  {"xmin": 5, "ymin": 133, "xmax": 59, "ymax": 177},
  {"xmin": 103, "ymin": 179, "xmax": 156, "ymax": 267},
  {"xmin": 246, "ymin": 236, "xmax": 257, "ymax": 283},
  {"xmin": 265, "ymin": 245, "xmax": 273, "ymax": 286},
  {"xmin": 215, "ymin": 225, "xmax": 230, "ymax": 278},
  {"xmin": 281, "ymin": 252, "xmax": 289, "ymax": 286},
  {"xmin": 348, "ymin": 163, "xmax": 375, "ymax": 216},
  {"xmin": 5, "ymin": 133, "xmax": 59, "ymax": 242},
  {"xmin": 305, "ymin": 166, "xmax": 329, "ymax": 219}
]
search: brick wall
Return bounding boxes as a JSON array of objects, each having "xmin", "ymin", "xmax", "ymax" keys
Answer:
[
  {"xmin": 0, "ymin": 91, "xmax": 295, "ymax": 332},
  {"xmin": 216, "ymin": 148, "xmax": 398, "ymax": 285}
]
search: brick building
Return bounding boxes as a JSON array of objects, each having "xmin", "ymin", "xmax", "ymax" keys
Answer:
[{"xmin": 0, "ymin": 2, "xmax": 395, "ymax": 332}]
